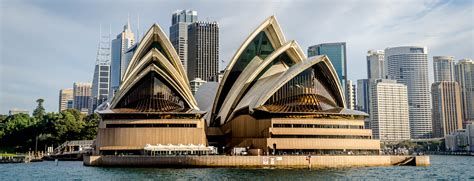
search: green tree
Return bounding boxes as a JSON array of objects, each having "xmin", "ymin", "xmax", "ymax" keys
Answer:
[
  {"xmin": 33, "ymin": 98, "xmax": 45, "ymax": 119},
  {"xmin": 80, "ymin": 113, "xmax": 100, "ymax": 140},
  {"xmin": 0, "ymin": 113, "xmax": 36, "ymax": 148},
  {"xmin": 54, "ymin": 109, "xmax": 85, "ymax": 143}
]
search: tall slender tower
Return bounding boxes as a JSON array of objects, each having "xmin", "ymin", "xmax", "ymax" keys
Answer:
[
  {"xmin": 455, "ymin": 58, "xmax": 474, "ymax": 127},
  {"xmin": 433, "ymin": 56, "xmax": 455, "ymax": 82},
  {"xmin": 346, "ymin": 80, "xmax": 355, "ymax": 110},
  {"xmin": 431, "ymin": 82, "xmax": 463, "ymax": 138},
  {"xmin": 90, "ymin": 28, "xmax": 111, "ymax": 114},
  {"xmin": 367, "ymin": 50, "xmax": 385, "ymax": 79},
  {"xmin": 170, "ymin": 10, "xmax": 198, "ymax": 73},
  {"xmin": 187, "ymin": 21, "xmax": 219, "ymax": 81},
  {"xmin": 110, "ymin": 20, "xmax": 135, "ymax": 98},
  {"xmin": 385, "ymin": 46, "xmax": 432, "ymax": 139}
]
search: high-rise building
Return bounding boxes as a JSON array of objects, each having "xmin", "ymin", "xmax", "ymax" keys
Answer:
[
  {"xmin": 367, "ymin": 50, "xmax": 385, "ymax": 79},
  {"xmin": 433, "ymin": 56, "xmax": 455, "ymax": 82},
  {"xmin": 90, "ymin": 30, "xmax": 111, "ymax": 114},
  {"xmin": 170, "ymin": 10, "xmax": 197, "ymax": 72},
  {"xmin": 431, "ymin": 82, "xmax": 463, "ymax": 138},
  {"xmin": 356, "ymin": 79, "xmax": 369, "ymax": 113},
  {"xmin": 73, "ymin": 82, "xmax": 92, "ymax": 114},
  {"xmin": 110, "ymin": 21, "xmax": 135, "ymax": 98},
  {"xmin": 385, "ymin": 46, "xmax": 432, "ymax": 139},
  {"xmin": 308, "ymin": 42, "xmax": 347, "ymax": 105},
  {"xmin": 455, "ymin": 58, "xmax": 474, "ymax": 127},
  {"xmin": 370, "ymin": 79, "xmax": 410, "ymax": 141},
  {"xmin": 346, "ymin": 80, "xmax": 355, "ymax": 110},
  {"xmin": 187, "ymin": 21, "xmax": 219, "ymax": 81},
  {"xmin": 59, "ymin": 88, "xmax": 73, "ymax": 112}
]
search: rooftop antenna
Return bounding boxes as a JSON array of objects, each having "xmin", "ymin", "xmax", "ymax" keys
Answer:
[{"xmin": 137, "ymin": 13, "xmax": 140, "ymax": 42}]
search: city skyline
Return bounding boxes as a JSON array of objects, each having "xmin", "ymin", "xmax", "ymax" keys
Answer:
[{"xmin": 1, "ymin": 0, "xmax": 473, "ymax": 114}]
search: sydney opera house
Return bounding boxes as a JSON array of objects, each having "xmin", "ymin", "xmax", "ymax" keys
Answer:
[{"xmin": 95, "ymin": 16, "xmax": 380, "ymax": 156}]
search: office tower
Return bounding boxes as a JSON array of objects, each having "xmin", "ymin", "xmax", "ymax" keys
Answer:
[
  {"xmin": 433, "ymin": 56, "xmax": 455, "ymax": 82},
  {"xmin": 110, "ymin": 20, "xmax": 135, "ymax": 98},
  {"xmin": 346, "ymin": 80, "xmax": 355, "ymax": 110},
  {"xmin": 58, "ymin": 88, "xmax": 73, "ymax": 112},
  {"xmin": 367, "ymin": 50, "xmax": 385, "ymax": 79},
  {"xmin": 370, "ymin": 79, "xmax": 410, "ymax": 141},
  {"xmin": 190, "ymin": 78, "xmax": 207, "ymax": 95},
  {"xmin": 356, "ymin": 79, "xmax": 369, "ymax": 112},
  {"xmin": 455, "ymin": 59, "xmax": 474, "ymax": 127},
  {"xmin": 90, "ymin": 30, "xmax": 111, "ymax": 114},
  {"xmin": 187, "ymin": 21, "xmax": 219, "ymax": 81},
  {"xmin": 73, "ymin": 82, "xmax": 92, "ymax": 114},
  {"xmin": 431, "ymin": 82, "xmax": 463, "ymax": 138},
  {"xmin": 170, "ymin": 10, "xmax": 197, "ymax": 72},
  {"xmin": 308, "ymin": 42, "xmax": 347, "ymax": 105},
  {"xmin": 385, "ymin": 46, "xmax": 432, "ymax": 139}
]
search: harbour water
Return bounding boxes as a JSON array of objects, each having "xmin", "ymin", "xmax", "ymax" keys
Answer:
[{"xmin": 0, "ymin": 155, "xmax": 472, "ymax": 180}]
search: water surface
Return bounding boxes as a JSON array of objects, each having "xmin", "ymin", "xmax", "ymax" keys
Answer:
[{"xmin": 0, "ymin": 155, "xmax": 472, "ymax": 180}]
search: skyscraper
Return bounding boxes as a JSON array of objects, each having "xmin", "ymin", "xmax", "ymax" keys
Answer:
[
  {"xmin": 370, "ymin": 79, "xmax": 410, "ymax": 141},
  {"xmin": 90, "ymin": 30, "xmax": 111, "ymax": 114},
  {"xmin": 170, "ymin": 10, "xmax": 197, "ymax": 72},
  {"xmin": 356, "ymin": 79, "xmax": 369, "ymax": 112},
  {"xmin": 73, "ymin": 82, "xmax": 92, "ymax": 114},
  {"xmin": 367, "ymin": 50, "xmax": 385, "ymax": 79},
  {"xmin": 58, "ymin": 88, "xmax": 73, "ymax": 112},
  {"xmin": 308, "ymin": 42, "xmax": 347, "ymax": 105},
  {"xmin": 187, "ymin": 21, "xmax": 219, "ymax": 81},
  {"xmin": 110, "ymin": 20, "xmax": 135, "ymax": 98},
  {"xmin": 455, "ymin": 58, "xmax": 474, "ymax": 127},
  {"xmin": 385, "ymin": 46, "xmax": 432, "ymax": 139},
  {"xmin": 431, "ymin": 82, "xmax": 463, "ymax": 138},
  {"xmin": 433, "ymin": 56, "xmax": 455, "ymax": 82},
  {"xmin": 346, "ymin": 80, "xmax": 355, "ymax": 110}
]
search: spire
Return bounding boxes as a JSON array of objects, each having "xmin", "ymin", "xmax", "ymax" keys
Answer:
[{"xmin": 124, "ymin": 13, "xmax": 132, "ymax": 32}]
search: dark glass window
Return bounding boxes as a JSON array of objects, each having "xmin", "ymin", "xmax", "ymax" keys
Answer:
[{"xmin": 213, "ymin": 31, "xmax": 275, "ymax": 124}]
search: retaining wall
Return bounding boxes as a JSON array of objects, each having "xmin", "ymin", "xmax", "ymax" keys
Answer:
[{"xmin": 84, "ymin": 155, "xmax": 430, "ymax": 168}]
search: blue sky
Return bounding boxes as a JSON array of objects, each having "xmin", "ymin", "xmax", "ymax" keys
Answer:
[{"xmin": 0, "ymin": 0, "xmax": 473, "ymax": 114}]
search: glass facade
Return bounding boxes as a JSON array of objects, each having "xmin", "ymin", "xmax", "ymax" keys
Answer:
[
  {"xmin": 214, "ymin": 31, "xmax": 275, "ymax": 121},
  {"xmin": 307, "ymin": 43, "xmax": 347, "ymax": 100}
]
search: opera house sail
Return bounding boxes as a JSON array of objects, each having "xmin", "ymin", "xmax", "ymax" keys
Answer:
[
  {"xmin": 209, "ymin": 16, "xmax": 380, "ymax": 154},
  {"xmin": 95, "ymin": 24, "xmax": 208, "ymax": 155}
]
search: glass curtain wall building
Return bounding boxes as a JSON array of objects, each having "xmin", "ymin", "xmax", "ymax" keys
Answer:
[{"xmin": 308, "ymin": 42, "xmax": 347, "ymax": 107}]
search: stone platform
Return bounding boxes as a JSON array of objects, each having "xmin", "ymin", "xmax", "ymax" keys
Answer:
[{"xmin": 84, "ymin": 155, "xmax": 429, "ymax": 168}]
